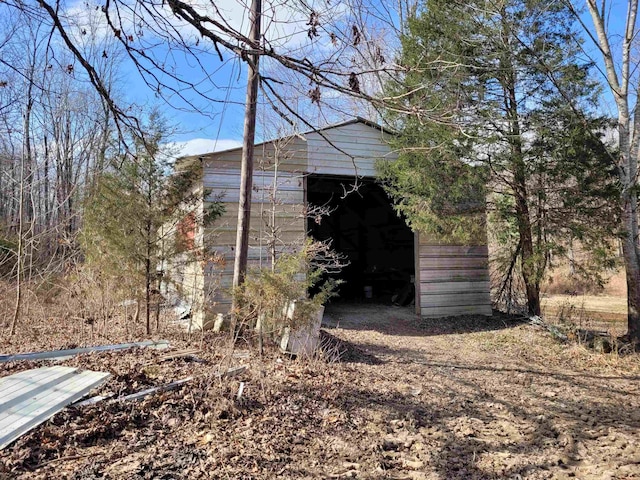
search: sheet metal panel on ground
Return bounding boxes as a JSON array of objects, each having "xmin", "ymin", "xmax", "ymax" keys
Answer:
[
  {"xmin": 0, "ymin": 366, "xmax": 110, "ymax": 449},
  {"xmin": 0, "ymin": 339, "xmax": 170, "ymax": 363}
]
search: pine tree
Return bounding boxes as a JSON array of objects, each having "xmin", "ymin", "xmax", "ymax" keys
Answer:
[
  {"xmin": 380, "ymin": 0, "xmax": 617, "ymax": 315},
  {"xmin": 81, "ymin": 111, "xmax": 173, "ymax": 334}
]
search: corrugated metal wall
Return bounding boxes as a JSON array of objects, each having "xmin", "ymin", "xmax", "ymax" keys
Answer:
[
  {"xmin": 200, "ymin": 137, "xmax": 308, "ymax": 314},
  {"xmin": 415, "ymin": 241, "xmax": 492, "ymax": 317},
  {"xmin": 193, "ymin": 119, "xmax": 492, "ymax": 322},
  {"xmin": 306, "ymin": 121, "xmax": 396, "ymax": 177}
]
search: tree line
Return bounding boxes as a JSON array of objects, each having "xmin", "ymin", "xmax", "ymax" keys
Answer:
[{"xmin": 1, "ymin": 0, "xmax": 640, "ymax": 342}]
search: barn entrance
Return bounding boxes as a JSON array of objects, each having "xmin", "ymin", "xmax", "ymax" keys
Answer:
[{"xmin": 307, "ymin": 175, "xmax": 415, "ymax": 304}]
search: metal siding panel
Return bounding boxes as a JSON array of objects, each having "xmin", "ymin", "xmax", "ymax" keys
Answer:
[
  {"xmin": 419, "ymin": 245, "xmax": 489, "ymax": 256},
  {"xmin": 419, "ymin": 257, "xmax": 488, "ymax": 270},
  {"xmin": 202, "ymin": 138, "xmax": 308, "ymax": 174},
  {"xmin": 420, "ymin": 292, "xmax": 492, "ymax": 306},
  {"xmin": 204, "ymin": 170, "xmax": 304, "ymax": 205},
  {"xmin": 208, "ymin": 228, "xmax": 305, "ymax": 246},
  {"xmin": 417, "ymin": 241, "xmax": 491, "ymax": 317},
  {"xmin": 0, "ymin": 341, "xmax": 170, "ymax": 363},
  {"xmin": 419, "ymin": 280, "xmax": 491, "ymax": 294},
  {"xmin": 0, "ymin": 367, "xmax": 78, "ymax": 410},
  {"xmin": 306, "ymin": 123, "xmax": 397, "ymax": 177},
  {"xmin": 420, "ymin": 304, "xmax": 493, "ymax": 317},
  {"xmin": 0, "ymin": 368, "xmax": 110, "ymax": 450},
  {"xmin": 420, "ymin": 269, "xmax": 490, "ymax": 282}
]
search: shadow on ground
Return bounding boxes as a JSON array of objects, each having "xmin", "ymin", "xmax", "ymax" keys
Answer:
[
  {"xmin": 322, "ymin": 302, "xmax": 525, "ymax": 337},
  {"xmin": 279, "ymin": 356, "xmax": 640, "ymax": 479}
]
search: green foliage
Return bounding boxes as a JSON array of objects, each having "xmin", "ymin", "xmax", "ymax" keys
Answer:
[
  {"xmin": 81, "ymin": 172, "xmax": 145, "ymax": 296},
  {"xmin": 382, "ymin": 0, "xmax": 619, "ymax": 307},
  {"xmin": 165, "ymin": 158, "xmax": 202, "ymax": 215},
  {"xmin": 377, "ymin": 140, "xmax": 488, "ymax": 244},
  {"xmin": 379, "ymin": 0, "xmax": 490, "ymax": 243},
  {"xmin": 233, "ymin": 240, "xmax": 341, "ymax": 335},
  {"xmin": 80, "ymin": 110, "xmax": 176, "ymax": 308},
  {"xmin": 203, "ymin": 195, "xmax": 226, "ymax": 227}
]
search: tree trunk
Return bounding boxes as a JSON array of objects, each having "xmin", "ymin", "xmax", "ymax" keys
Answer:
[
  {"xmin": 155, "ymin": 273, "xmax": 161, "ymax": 332},
  {"xmin": 10, "ymin": 130, "xmax": 27, "ymax": 336},
  {"xmin": 501, "ymin": 42, "xmax": 541, "ymax": 317},
  {"xmin": 622, "ymin": 189, "xmax": 640, "ymax": 340},
  {"xmin": 146, "ymin": 234, "xmax": 151, "ymax": 335},
  {"xmin": 23, "ymin": 73, "xmax": 34, "ymax": 226},
  {"xmin": 568, "ymin": 237, "xmax": 575, "ymax": 276},
  {"xmin": 10, "ymin": 229, "xmax": 23, "ymax": 336},
  {"xmin": 614, "ymin": 99, "xmax": 640, "ymax": 341},
  {"xmin": 583, "ymin": 0, "xmax": 640, "ymax": 340},
  {"xmin": 44, "ymin": 135, "xmax": 51, "ymax": 241},
  {"xmin": 134, "ymin": 299, "xmax": 140, "ymax": 324},
  {"xmin": 515, "ymin": 189, "xmax": 541, "ymax": 317},
  {"xmin": 230, "ymin": 0, "xmax": 262, "ymax": 337}
]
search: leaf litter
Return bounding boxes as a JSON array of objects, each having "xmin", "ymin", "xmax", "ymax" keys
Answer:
[{"xmin": 1, "ymin": 304, "xmax": 639, "ymax": 479}]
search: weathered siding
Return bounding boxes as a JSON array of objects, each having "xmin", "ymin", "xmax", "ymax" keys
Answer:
[
  {"xmin": 416, "ymin": 239, "xmax": 492, "ymax": 317},
  {"xmin": 306, "ymin": 122, "xmax": 396, "ymax": 177},
  {"xmin": 178, "ymin": 119, "xmax": 493, "ymax": 323},
  {"xmin": 160, "ymin": 178, "xmax": 206, "ymax": 330},
  {"xmin": 200, "ymin": 136, "xmax": 308, "ymax": 173},
  {"xmin": 202, "ymin": 141, "xmax": 308, "ymax": 315}
]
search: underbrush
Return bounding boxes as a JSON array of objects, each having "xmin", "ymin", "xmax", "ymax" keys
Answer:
[
  {"xmin": 531, "ymin": 305, "xmax": 640, "ymax": 372},
  {"xmin": 0, "ymin": 273, "xmax": 182, "ymax": 353},
  {"xmin": 543, "ymin": 265, "xmax": 626, "ymax": 296},
  {"xmin": 472, "ymin": 316, "xmax": 640, "ymax": 376}
]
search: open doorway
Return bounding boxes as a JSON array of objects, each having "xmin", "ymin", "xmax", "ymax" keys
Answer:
[{"xmin": 307, "ymin": 175, "xmax": 415, "ymax": 304}]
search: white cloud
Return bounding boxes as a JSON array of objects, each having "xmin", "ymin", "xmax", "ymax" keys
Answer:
[{"xmin": 172, "ymin": 138, "xmax": 242, "ymax": 157}]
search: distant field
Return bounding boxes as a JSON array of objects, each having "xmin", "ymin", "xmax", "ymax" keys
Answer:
[
  {"xmin": 542, "ymin": 294, "xmax": 627, "ymax": 315},
  {"xmin": 541, "ymin": 294, "xmax": 627, "ymax": 334},
  {"xmin": 537, "ymin": 264, "xmax": 629, "ymax": 333}
]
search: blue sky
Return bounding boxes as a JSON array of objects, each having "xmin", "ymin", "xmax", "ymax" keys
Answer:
[
  {"xmin": 88, "ymin": 0, "xmax": 357, "ymax": 157},
  {"xmin": 107, "ymin": 0, "xmax": 632, "ymax": 157},
  {"xmin": 114, "ymin": 32, "xmax": 251, "ymax": 156}
]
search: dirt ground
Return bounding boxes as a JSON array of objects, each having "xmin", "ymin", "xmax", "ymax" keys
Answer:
[{"xmin": 1, "ymin": 304, "xmax": 640, "ymax": 479}]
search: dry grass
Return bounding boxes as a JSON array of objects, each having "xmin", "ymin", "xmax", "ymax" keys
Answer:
[
  {"xmin": 541, "ymin": 295, "xmax": 627, "ymax": 336},
  {"xmin": 543, "ymin": 265, "xmax": 627, "ymax": 297},
  {"xmin": 540, "ymin": 266, "xmax": 629, "ymax": 336},
  {"xmin": 477, "ymin": 322, "xmax": 640, "ymax": 374},
  {"xmin": 0, "ymin": 277, "xmax": 183, "ymax": 353},
  {"xmin": 542, "ymin": 295, "xmax": 627, "ymax": 315}
]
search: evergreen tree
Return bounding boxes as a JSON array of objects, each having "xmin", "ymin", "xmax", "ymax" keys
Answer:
[
  {"xmin": 380, "ymin": 0, "xmax": 617, "ymax": 315},
  {"xmin": 81, "ymin": 112, "xmax": 174, "ymax": 334}
]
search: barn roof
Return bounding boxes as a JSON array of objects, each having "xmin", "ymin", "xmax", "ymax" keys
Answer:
[{"xmin": 175, "ymin": 117, "xmax": 394, "ymax": 166}]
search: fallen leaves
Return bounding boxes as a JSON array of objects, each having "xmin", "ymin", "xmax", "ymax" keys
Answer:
[{"xmin": 1, "ymin": 305, "xmax": 639, "ymax": 479}]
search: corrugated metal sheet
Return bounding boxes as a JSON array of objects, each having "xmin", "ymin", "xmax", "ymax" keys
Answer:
[
  {"xmin": 0, "ymin": 366, "xmax": 110, "ymax": 450},
  {"xmin": 306, "ymin": 122, "xmax": 397, "ymax": 177},
  {"xmin": 192, "ymin": 119, "xmax": 494, "ymax": 319},
  {"xmin": 199, "ymin": 121, "xmax": 395, "ymax": 315},
  {"xmin": 416, "ymin": 243, "xmax": 492, "ymax": 317},
  {"xmin": 0, "ymin": 340, "xmax": 170, "ymax": 363}
]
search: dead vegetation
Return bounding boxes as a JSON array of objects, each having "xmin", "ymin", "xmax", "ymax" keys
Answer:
[{"xmin": 1, "ymin": 304, "xmax": 639, "ymax": 479}]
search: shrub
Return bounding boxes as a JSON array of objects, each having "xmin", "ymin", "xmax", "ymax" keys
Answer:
[{"xmin": 232, "ymin": 240, "xmax": 344, "ymax": 341}]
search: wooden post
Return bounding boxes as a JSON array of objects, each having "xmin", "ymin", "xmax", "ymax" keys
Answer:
[{"xmin": 231, "ymin": 0, "xmax": 262, "ymax": 330}]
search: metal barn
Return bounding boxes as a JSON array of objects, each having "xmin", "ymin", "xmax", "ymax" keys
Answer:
[{"xmin": 173, "ymin": 118, "xmax": 491, "ymax": 329}]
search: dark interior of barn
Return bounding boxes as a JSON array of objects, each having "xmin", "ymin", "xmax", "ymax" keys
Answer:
[{"xmin": 306, "ymin": 175, "xmax": 415, "ymax": 304}]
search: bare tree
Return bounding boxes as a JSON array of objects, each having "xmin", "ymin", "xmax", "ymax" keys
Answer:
[
  {"xmin": 566, "ymin": 0, "xmax": 640, "ymax": 341},
  {"xmin": 0, "ymin": 6, "xmax": 124, "ymax": 333}
]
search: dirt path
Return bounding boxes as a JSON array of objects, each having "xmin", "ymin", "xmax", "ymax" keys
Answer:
[
  {"xmin": 321, "ymin": 304, "xmax": 640, "ymax": 480},
  {"xmin": 2, "ymin": 305, "xmax": 640, "ymax": 479}
]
